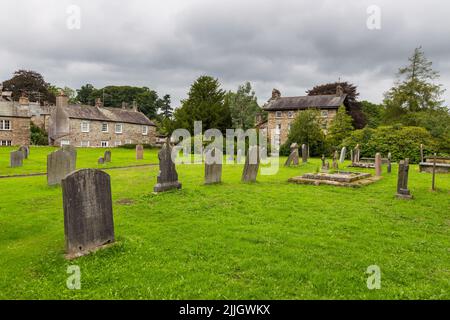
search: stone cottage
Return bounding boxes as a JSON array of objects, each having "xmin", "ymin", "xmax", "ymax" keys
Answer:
[
  {"xmin": 0, "ymin": 98, "xmax": 31, "ymax": 146},
  {"xmin": 48, "ymin": 93, "xmax": 156, "ymax": 147},
  {"xmin": 262, "ymin": 86, "xmax": 347, "ymax": 145}
]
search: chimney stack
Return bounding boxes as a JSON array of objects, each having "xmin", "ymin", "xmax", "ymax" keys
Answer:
[
  {"xmin": 271, "ymin": 88, "xmax": 281, "ymax": 100},
  {"xmin": 132, "ymin": 100, "xmax": 138, "ymax": 112},
  {"xmin": 56, "ymin": 90, "xmax": 69, "ymax": 108},
  {"xmin": 121, "ymin": 102, "xmax": 127, "ymax": 110},
  {"xmin": 336, "ymin": 84, "xmax": 344, "ymax": 97},
  {"xmin": 19, "ymin": 93, "xmax": 30, "ymax": 105},
  {"xmin": 95, "ymin": 98, "xmax": 103, "ymax": 108}
]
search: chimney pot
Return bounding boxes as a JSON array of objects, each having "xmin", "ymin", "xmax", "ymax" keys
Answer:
[
  {"xmin": 56, "ymin": 91, "xmax": 69, "ymax": 108},
  {"xmin": 271, "ymin": 88, "xmax": 281, "ymax": 100},
  {"xmin": 95, "ymin": 98, "xmax": 103, "ymax": 108},
  {"xmin": 336, "ymin": 84, "xmax": 344, "ymax": 96}
]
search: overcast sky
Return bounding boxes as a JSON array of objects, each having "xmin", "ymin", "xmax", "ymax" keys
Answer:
[{"xmin": 1, "ymin": 0, "xmax": 449, "ymax": 107}]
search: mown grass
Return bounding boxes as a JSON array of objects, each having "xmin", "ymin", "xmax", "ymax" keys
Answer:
[
  {"xmin": 0, "ymin": 148, "xmax": 449, "ymax": 299},
  {"xmin": 0, "ymin": 146, "xmax": 159, "ymax": 176}
]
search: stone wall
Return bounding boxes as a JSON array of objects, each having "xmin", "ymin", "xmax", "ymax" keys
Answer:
[
  {"xmin": 0, "ymin": 117, "xmax": 30, "ymax": 146},
  {"xmin": 266, "ymin": 107, "xmax": 338, "ymax": 145},
  {"xmin": 52, "ymin": 118, "xmax": 156, "ymax": 147}
]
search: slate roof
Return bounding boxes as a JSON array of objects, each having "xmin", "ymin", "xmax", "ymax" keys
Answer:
[
  {"xmin": 62, "ymin": 104, "xmax": 155, "ymax": 126},
  {"xmin": 0, "ymin": 102, "xmax": 31, "ymax": 118},
  {"xmin": 263, "ymin": 94, "xmax": 347, "ymax": 111}
]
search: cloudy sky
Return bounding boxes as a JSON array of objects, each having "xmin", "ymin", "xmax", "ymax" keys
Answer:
[{"xmin": 1, "ymin": 0, "xmax": 449, "ymax": 107}]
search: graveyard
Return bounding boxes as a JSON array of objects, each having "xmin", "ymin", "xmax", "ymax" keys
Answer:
[{"xmin": 0, "ymin": 146, "xmax": 449, "ymax": 299}]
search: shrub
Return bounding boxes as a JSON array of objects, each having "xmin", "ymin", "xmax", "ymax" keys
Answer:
[
  {"xmin": 30, "ymin": 122, "xmax": 48, "ymax": 145},
  {"xmin": 120, "ymin": 143, "xmax": 155, "ymax": 149}
]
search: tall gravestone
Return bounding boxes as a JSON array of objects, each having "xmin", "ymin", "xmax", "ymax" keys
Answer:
[
  {"xmin": 154, "ymin": 140, "xmax": 182, "ymax": 192},
  {"xmin": 301, "ymin": 144, "xmax": 308, "ymax": 164},
  {"xmin": 396, "ymin": 159, "xmax": 412, "ymax": 199},
  {"xmin": 204, "ymin": 148, "xmax": 222, "ymax": 184},
  {"xmin": 104, "ymin": 150, "xmax": 111, "ymax": 162},
  {"xmin": 350, "ymin": 149, "xmax": 354, "ymax": 163},
  {"xmin": 47, "ymin": 149, "xmax": 74, "ymax": 186},
  {"xmin": 62, "ymin": 145, "xmax": 77, "ymax": 169},
  {"xmin": 62, "ymin": 169, "xmax": 115, "ymax": 258},
  {"xmin": 321, "ymin": 154, "xmax": 326, "ymax": 170},
  {"xmin": 387, "ymin": 152, "xmax": 392, "ymax": 173},
  {"xmin": 10, "ymin": 151, "xmax": 23, "ymax": 167},
  {"xmin": 19, "ymin": 146, "xmax": 29, "ymax": 159},
  {"xmin": 339, "ymin": 147, "xmax": 346, "ymax": 163},
  {"xmin": 375, "ymin": 152, "xmax": 382, "ymax": 176},
  {"xmin": 285, "ymin": 143, "xmax": 299, "ymax": 166},
  {"xmin": 242, "ymin": 146, "xmax": 259, "ymax": 182},
  {"xmin": 354, "ymin": 144, "xmax": 360, "ymax": 163},
  {"xmin": 332, "ymin": 150, "xmax": 339, "ymax": 170},
  {"xmin": 136, "ymin": 144, "xmax": 144, "ymax": 160}
]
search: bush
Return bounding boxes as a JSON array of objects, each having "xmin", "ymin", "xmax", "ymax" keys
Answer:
[
  {"xmin": 341, "ymin": 126, "xmax": 439, "ymax": 163},
  {"xmin": 120, "ymin": 143, "xmax": 155, "ymax": 149},
  {"xmin": 30, "ymin": 122, "xmax": 48, "ymax": 145}
]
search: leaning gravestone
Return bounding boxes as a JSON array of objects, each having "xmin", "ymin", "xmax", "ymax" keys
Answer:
[
  {"xmin": 242, "ymin": 146, "xmax": 259, "ymax": 182},
  {"xmin": 104, "ymin": 150, "xmax": 111, "ymax": 162},
  {"xmin": 340, "ymin": 147, "xmax": 346, "ymax": 163},
  {"xmin": 98, "ymin": 157, "xmax": 104, "ymax": 164},
  {"xmin": 19, "ymin": 146, "xmax": 29, "ymax": 159},
  {"xmin": 47, "ymin": 149, "xmax": 74, "ymax": 186},
  {"xmin": 61, "ymin": 169, "xmax": 115, "ymax": 258},
  {"xmin": 375, "ymin": 153, "xmax": 382, "ymax": 176},
  {"xmin": 10, "ymin": 151, "xmax": 23, "ymax": 167},
  {"xmin": 136, "ymin": 144, "xmax": 144, "ymax": 160},
  {"xmin": 62, "ymin": 145, "xmax": 77, "ymax": 169},
  {"xmin": 396, "ymin": 159, "xmax": 412, "ymax": 199},
  {"xmin": 301, "ymin": 144, "xmax": 308, "ymax": 164},
  {"xmin": 204, "ymin": 148, "xmax": 222, "ymax": 184},
  {"xmin": 285, "ymin": 143, "xmax": 299, "ymax": 166},
  {"xmin": 154, "ymin": 140, "xmax": 182, "ymax": 192}
]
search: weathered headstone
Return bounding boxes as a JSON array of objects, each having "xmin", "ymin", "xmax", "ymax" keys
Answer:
[
  {"xmin": 332, "ymin": 151, "xmax": 339, "ymax": 170},
  {"xmin": 350, "ymin": 149, "xmax": 354, "ymax": 164},
  {"xmin": 285, "ymin": 143, "xmax": 299, "ymax": 166},
  {"xmin": 62, "ymin": 169, "xmax": 115, "ymax": 258},
  {"xmin": 354, "ymin": 144, "xmax": 360, "ymax": 163},
  {"xmin": 375, "ymin": 152, "xmax": 382, "ymax": 176},
  {"xmin": 387, "ymin": 152, "xmax": 392, "ymax": 173},
  {"xmin": 432, "ymin": 153, "xmax": 437, "ymax": 191},
  {"xmin": 62, "ymin": 145, "xmax": 77, "ymax": 169},
  {"xmin": 204, "ymin": 148, "xmax": 222, "ymax": 184},
  {"xmin": 154, "ymin": 140, "xmax": 182, "ymax": 192},
  {"xmin": 104, "ymin": 150, "xmax": 111, "ymax": 162},
  {"xmin": 242, "ymin": 146, "xmax": 259, "ymax": 182},
  {"xmin": 47, "ymin": 149, "xmax": 74, "ymax": 186},
  {"xmin": 10, "ymin": 151, "xmax": 23, "ymax": 167},
  {"xmin": 339, "ymin": 147, "xmax": 346, "ymax": 163},
  {"xmin": 19, "ymin": 146, "xmax": 29, "ymax": 159},
  {"xmin": 321, "ymin": 154, "xmax": 326, "ymax": 169},
  {"xmin": 396, "ymin": 158, "xmax": 412, "ymax": 199},
  {"xmin": 136, "ymin": 144, "xmax": 144, "ymax": 160},
  {"xmin": 98, "ymin": 157, "xmax": 104, "ymax": 164},
  {"xmin": 301, "ymin": 144, "xmax": 308, "ymax": 163}
]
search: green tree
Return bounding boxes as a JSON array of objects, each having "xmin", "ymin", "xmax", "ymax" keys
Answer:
[
  {"xmin": 174, "ymin": 76, "xmax": 232, "ymax": 134},
  {"xmin": 225, "ymin": 82, "xmax": 261, "ymax": 130},
  {"xmin": 76, "ymin": 84, "xmax": 96, "ymax": 104},
  {"xmin": 159, "ymin": 94, "xmax": 173, "ymax": 119},
  {"xmin": 327, "ymin": 105, "xmax": 354, "ymax": 148},
  {"xmin": 361, "ymin": 100, "xmax": 384, "ymax": 128},
  {"xmin": 2, "ymin": 70, "xmax": 56, "ymax": 104},
  {"xmin": 284, "ymin": 109, "xmax": 326, "ymax": 156},
  {"xmin": 384, "ymin": 47, "xmax": 445, "ymax": 122}
]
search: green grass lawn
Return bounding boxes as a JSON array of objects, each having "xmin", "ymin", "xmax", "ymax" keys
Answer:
[
  {"xmin": 0, "ymin": 150, "xmax": 449, "ymax": 299},
  {"xmin": 0, "ymin": 146, "xmax": 159, "ymax": 176}
]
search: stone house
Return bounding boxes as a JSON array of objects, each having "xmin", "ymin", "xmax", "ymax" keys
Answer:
[
  {"xmin": 0, "ymin": 99, "xmax": 31, "ymax": 146},
  {"xmin": 262, "ymin": 87, "xmax": 347, "ymax": 145},
  {"xmin": 48, "ymin": 93, "xmax": 156, "ymax": 147}
]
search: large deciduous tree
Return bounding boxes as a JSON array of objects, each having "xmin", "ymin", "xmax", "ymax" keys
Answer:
[
  {"xmin": 225, "ymin": 82, "xmax": 261, "ymax": 130},
  {"xmin": 2, "ymin": 70, "xmax": 56, "ymax": 104},
  {"xmin": 306, "ymin": 82, "xmax": 367, "ymax": 129},
  {"xmin": 327, "ymin": 105, "xmax": 354, "ymax": 149}
]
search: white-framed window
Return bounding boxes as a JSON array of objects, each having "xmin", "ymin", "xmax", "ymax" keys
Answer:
[
  {"xmin": 125, "ymin": 140, "xmax": 132, "ymax": 144},
  {"xmin": 101, "ymin": 122, "xmax": 109, "ymax": 133},
  {"xmin": 115, "ymin": 141, "xmax": 122, "ymax": 147},
  {"xmin": 287, "ymin": 111, "xmax": 294, "ymax": 118},
  {"xmin": 0, "ymin": 120, "xmax": 11, "ymax": 130},
  {"xmin": 142, "ymin": 125, "xmax": 148, "ymax": 135},
  {"xmin": 0, "ymin": 140, "xmax": 12, "ymax": 146},
  {"xmin": 60, "ymin": 140, "xmax": 70, "ymax": 146},
  {"xmin": 101, "ymin": 141, "xmax": 109, "ymax": 147},
  {"xmin": 321, "ymin": 110, "xmax": 329, "ymax": 117},
  {"xmin": 80, "ymin": 141, "xmax": 90, "ymax": 147},
  {"xmin": 275, "ymin": 111, "xmax": 282, "ymax": 118},
  {"xmin": 115, "ymin": 123, "xmax": 123, "ymax": 134},
  {"xmin": 81, "ymin": 121, "xmax": 90, "ymax": 132}
]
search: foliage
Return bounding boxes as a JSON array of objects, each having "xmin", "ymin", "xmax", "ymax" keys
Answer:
[
  {"xmin": 120, "ymin": 143, "xmax": 156, "ymax": 150},
  {"xmin": 30, "ymin": 123, "xmax": 48, "ymax": 145},
  {"xmin": 306, "ymin": 82, "xmax": 367, "ymax": 129},
  {"xmin": 383, "ymin": 47, "xmax": 445, "ymax": 122},
  {"xmin": 361, "ymin": 100, "xmax": 384, "ymax": 128},
  {"xmin": 327, "ymin": 105, "xmax": 354, "ymax": 149},
  {"xmin": 225, "ymin": 82, "xmax": 261, "ymax": 130},
  {"xmin": 173, "ymin": 76, "xmax": 232, "ymax": 134},
  {"xmin": 283, "ymin": 109, "xmax": 326, "ymax": 156},
  {"xmin": 2, "ymin": 70, "xmax": 56, "ymax": 104},
  {"xmin": 341, "ymin": 126, "xmax": 438, "ymax": 163}
]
